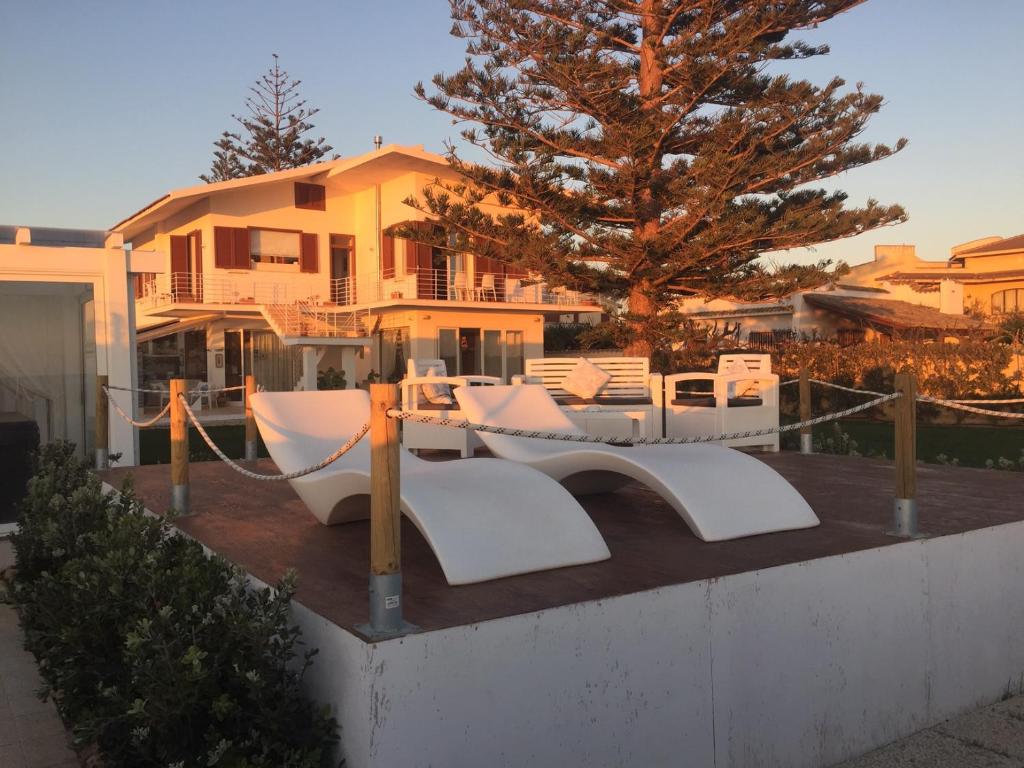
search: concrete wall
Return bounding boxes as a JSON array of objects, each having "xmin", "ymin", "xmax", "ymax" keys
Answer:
[{"xmin": 297, "ymin": 520, "xmax": 1024, "ymax": 768}]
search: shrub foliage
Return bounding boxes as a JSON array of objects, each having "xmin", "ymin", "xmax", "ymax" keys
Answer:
[{"xmin": 11, "ymin": 442, "xmax": 337, "ymax": 767}]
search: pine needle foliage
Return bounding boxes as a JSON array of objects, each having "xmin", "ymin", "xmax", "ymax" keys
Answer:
[
  {"xmin": 201, "ymin": 54, "xmax": 334, "ymax": 182},
  {"xmin": 411, "ymin": 0, "xmax": 908, "ymax": 355}
]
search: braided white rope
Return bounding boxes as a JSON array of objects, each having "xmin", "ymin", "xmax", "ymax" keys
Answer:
[
  {"xmin": 781, "ymin": 377, "xmax": 1024, "ymax": 405},
  {"xmin": 103, "ymin": 387, "xmax": 172, "ymax": 428},
  {"xmin": 105, "ymin": 383, "xmax": 247, "ymax": 395},
  {"xmin": 178, "ymin": 395, "xmax": 370, "ymax": 480},
  {"xmin": 777, "ymin": 378, "xmax": 886, "ymax": 397},
  {"xmin": 938, "ymin": 397, "xmax": 1024, "ymax": 405},
  {"xmin": 916, "ymin": 396, "xmax": 1024, "ymax": 419},
  {"xmin": 387, "ymin": 392, "xmax": 900, "ymax": 446}
]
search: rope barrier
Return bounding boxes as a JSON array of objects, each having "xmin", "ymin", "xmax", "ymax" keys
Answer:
[
  {"xmin": 781, "ymin": 377, "xmax": 1024, "ymax": 405},
  {"xmin": 387, "ymin": 392, "xmax": 901, "ymax": 446},
  {"xmin": 102, "ymin": 386, "xmax": 172, "ymax": 428},
  {"xmin": 105, "ymin": 383, "xmax": 247, "ymax": 395},
  {"xmin": 778, "ymin": 378, "xmax": 886, "ymax": 397},
  {"xmin": 177, "ymin": 394, "xmax": 370, "ymax": 480},
  {"xmin": 916, "ymin": 396, "xmax": 1024, "ymax": 420}
]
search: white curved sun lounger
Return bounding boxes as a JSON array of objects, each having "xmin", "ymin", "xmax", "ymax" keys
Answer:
[
  {"xmin": 249, "ymin": 389, "xmax": 610, "ymax": 585},
  {"xmin": 454, "ymin": 385, "xmax": 819, "ymax": 542}
]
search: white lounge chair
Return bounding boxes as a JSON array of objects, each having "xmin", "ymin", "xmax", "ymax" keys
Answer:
[
  {"xmin": 454, "ymin": 384, "xmax": 819, "ymax": 542},
  {"xmin": 249, "ymin": 389, "xmax": 610, "ymax": 585}
]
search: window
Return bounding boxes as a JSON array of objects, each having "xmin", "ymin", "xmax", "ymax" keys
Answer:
[
  {"xmin": 438, "ymin": 328, "xmax": 458, "ymax": 375},
  {"xmin": 506, "ymin": 331, "xmax": 524, "ymax": 379},
  {"xmin": 250, "ymin": 229, "xmax": 300, "ymax": 266},
  {"xmin": 294, "ymin": 182, "xmax": 326, "ymax": 210},
  {"xmin": 992, "ymin": 289, "xmax": 1024, "ymax": 314},
  {"xmin": 483, "ymin": 330, "xmax": 502, "ymax": 378}
]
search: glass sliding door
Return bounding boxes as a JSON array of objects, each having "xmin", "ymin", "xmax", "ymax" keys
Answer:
[
  {"xmin": 483, "ymin": 330, "xmax": 502, "ymax": 378},
  {"xmin": 506, "ymin": 330, "xmax": 524, "ymax": 380}
]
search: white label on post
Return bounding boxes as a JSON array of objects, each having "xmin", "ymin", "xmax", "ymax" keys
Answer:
[{"xmin": 385, "ymin": 595, "xmax": 400, "ymax": 610}]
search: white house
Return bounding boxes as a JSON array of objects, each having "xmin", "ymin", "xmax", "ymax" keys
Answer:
[{"xmin": 112, "ymin": 144, "xmax": 601, "ymax": 408}]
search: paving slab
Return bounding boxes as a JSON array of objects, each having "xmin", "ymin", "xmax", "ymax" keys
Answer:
[
  {"xmin": 936, "ymin": 708, "xmax": 1024, "ymax": 760},
  {"xmin": 835, "ymin": 728, "xmax": 1021, "ymax": 768}
]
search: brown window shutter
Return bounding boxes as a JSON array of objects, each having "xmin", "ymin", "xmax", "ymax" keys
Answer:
[
  {"xmin": 213, "ymin": 227, "xmax": 233, "ymax": 268},
  {"xmin": 294, "ymin": 182, "xmax": 326, "ymax": 211},
  {"xmin": 232, "ymin": 228, "xmax": 250, "ymax": 269},
  {"xmin": 382, "ymin": 235, "xmax": 395, "ymax": 277},
  {"xmin": 170, "ymin": 235, "xmax": 188, "ymax": 274},
  {"xmin": 300, "ymin": 232, "xmax": 319, "ymax": 273}
]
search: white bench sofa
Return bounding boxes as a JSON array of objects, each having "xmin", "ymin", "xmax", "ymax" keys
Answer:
[
  {"xmin": 664, "ymin": 353, "xmax": 779, "ymax": 451},
  {"xmin": 514, "ymin": 357, "xmax": 664, "ymax": 440},
  {"xmin": 400, "ymin": 358, "xmax": 501, "ymax": 456}
]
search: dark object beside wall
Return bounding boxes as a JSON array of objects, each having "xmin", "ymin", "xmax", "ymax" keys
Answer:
[{"xmin": 0, "ymin": 413, "xmax": 40, "ymax": 523}]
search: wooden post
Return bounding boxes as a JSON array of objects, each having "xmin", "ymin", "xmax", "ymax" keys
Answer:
[
  {"xmin": 244, "ymin": 375, "xmax": 258, "ymax": 461},
  {"xmin": 169, "ymin": 378, "xmax": 190, "ymax": 515},
  {"xmin": 365, "ymin": 383, "xmax": 410, "ymax": 636},
  {"xmin": 95, "ymin": 375, "xmax": 109, "ymax": 469},
  {"xmin": 891, "ymin": 370, "xmax": 918, "ymax": 537},
  {"xmin": 799, "ymin": 367, "xmax": 812, "ymax": 454}
]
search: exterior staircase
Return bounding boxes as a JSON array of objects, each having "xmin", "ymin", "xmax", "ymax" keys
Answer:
[{"xmin": 261, "ymin": 301, "xmax": 370, "ymax": 344}]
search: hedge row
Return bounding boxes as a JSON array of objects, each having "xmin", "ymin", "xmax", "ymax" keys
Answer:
[{"xmin": 11, "ymin": 442, "xmax": 337, "ymax": 767}]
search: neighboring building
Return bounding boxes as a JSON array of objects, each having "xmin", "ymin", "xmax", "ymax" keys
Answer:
[
  {"xmin": 676, "ymin": 240, "xmax": 1008, "ymax": 348},
  {"xmin": 0, "ymin": 225, "xmax": 155, "ymax": 464},
  {"xmin": 881, "ymin": 235, "xmax": 1024, "ymax": 316},
  {"xmin": 112, "ymin": 144, "xmax": 600, "ymax": 401}
]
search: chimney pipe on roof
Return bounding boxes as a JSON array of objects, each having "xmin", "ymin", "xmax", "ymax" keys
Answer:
[{"xmin": 373, "ymin": 135, "xmax": 382, "ymax": 150}]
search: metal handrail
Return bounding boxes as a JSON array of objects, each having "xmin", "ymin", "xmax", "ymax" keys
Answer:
[{"xmin": 140, "ymin": 270, "xmax": 592, "ymax": 310}]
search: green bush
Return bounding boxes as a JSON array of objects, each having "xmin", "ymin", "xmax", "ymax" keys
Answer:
[{"xmin": 12, "ymin": 442, "xmax": 337, "ymax": 767}]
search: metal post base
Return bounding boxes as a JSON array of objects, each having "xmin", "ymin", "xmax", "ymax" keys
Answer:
[
  {"xmin": 171, "ymin": 484, "xmax": 191, "ymax": 516},
  {"xmin": 95, "ymin": 448, "xmax": 109, "ymax": 471},
  {"xmin": 800, "ymin": 433, "xmax": 813, "ymax": 455},
  {"xmin": 356, "ymin": 572, "xmax": 419, "ymax": 641},
  {"xmin": 888, "ymin": 498, "xmax": 925, "ymax": 538},
  {"xmin": 244, "ymin": 441, "xmax": 258, "ymax": 462}
]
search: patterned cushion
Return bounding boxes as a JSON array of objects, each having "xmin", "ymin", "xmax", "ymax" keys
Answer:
[{"xmin": 421, "ymin": 366, "xmax": 454, "ymax": 406}]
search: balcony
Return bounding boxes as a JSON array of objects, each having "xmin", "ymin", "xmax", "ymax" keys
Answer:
[{"xmin": 137, "ymin": 270, "xmax": 596, "ymax": 313}]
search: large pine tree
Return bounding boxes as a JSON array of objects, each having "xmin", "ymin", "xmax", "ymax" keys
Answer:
[
  {"xmin": 411, "ymin": 0, "xmax": 908, "ymax": 357},
  {"xmin": 201, "ymin": 54, "xmax": 334, "ymax": 182}
]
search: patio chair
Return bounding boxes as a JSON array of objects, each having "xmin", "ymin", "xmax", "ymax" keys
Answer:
[
  {"xmin": 454, "ymin": 384, "xmax": 818, "ymax": 542},
  {"xmin": 479, "ymin": 273, "xmax": 498, "ymax": 301},
  {"xmin": 401, "ymin": 359, "xmax": 500, "ymax": 456},
  {"xmin": 249, "ymin": 389, "xmax": 610, "ymax": 585},
  {"xmin": 450, "ymin": 272, "xmax": 471, "ymax": 301}
]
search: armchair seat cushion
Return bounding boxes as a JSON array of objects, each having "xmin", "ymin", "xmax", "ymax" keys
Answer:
[
  {"xmin": 418, "ymin": 400, "xmax": 462, "ymax": 411},
  {"xmin": 671, "ymin": 396, "xmax": 764, "ymax": 408},
  {"xmin": 554, "ymin": 396, "xmax": 653, "ymax": 406}
]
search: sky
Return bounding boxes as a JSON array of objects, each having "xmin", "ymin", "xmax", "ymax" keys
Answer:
[{"xmin": 1, "ymin": 0, "xmax": 1021, "ymax": 269}]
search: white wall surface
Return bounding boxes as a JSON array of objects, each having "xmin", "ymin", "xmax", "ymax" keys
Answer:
[{"xmin": 298, "ymin": 520, "xmax": 1024, "ymax": 768}]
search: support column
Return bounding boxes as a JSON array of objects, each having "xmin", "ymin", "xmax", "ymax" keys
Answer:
[
  {"xmin": 799, "ymin": 367, "xmax": 812, "ymax": 454},
  {"xmin": 170, "ymin": 379, "xmax": 190, "ymax": 515},
  {"xmin": 358, "ymin": 383, "xmax": 417, "ymax": 639},
  {"xmin": 300, "ymin": 346, "xmax": 319, "ymax": 391},
  {"xmin": 890, "ymin": 371, "xmax": 919, "ymax": 537},
  {"xmin": 340, "ymin": 346, "xmax": 358, "ymax": 390}
]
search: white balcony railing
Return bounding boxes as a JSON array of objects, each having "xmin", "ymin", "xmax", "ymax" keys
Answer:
[{"xmin": 138, "ymin": 270, "xmax": 593, "ymax": 311}]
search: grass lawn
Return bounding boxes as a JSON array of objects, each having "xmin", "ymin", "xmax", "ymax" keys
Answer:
[
  {"xmin": 139, "ymin": 425, "xmax": 269, "ymax": 465},
  {"xmin": 783, "ymin": 419, "xmax": 1024, "ymax": 469}
]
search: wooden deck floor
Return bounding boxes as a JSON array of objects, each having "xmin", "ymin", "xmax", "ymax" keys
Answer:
[{"xmin": 99, "ymin": 452, "xmax": 1024, "ymax": 638}]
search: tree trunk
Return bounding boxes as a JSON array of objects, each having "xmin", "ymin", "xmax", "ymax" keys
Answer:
[
  {"xmin": 624, "ymin": 283, "xmax": 655, "ymax": 359},
  {"xmin": 624, "ymin": 0, "xmax": 663, "ymax": 364}
]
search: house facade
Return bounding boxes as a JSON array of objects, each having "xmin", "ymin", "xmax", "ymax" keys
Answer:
[
  {"xmin": 676, "ymin": 240, "xmax": 1010, "ymax": 348},
  {"xmin": 113, "ymin": 145, "xmax": 600, "ymax": 401}
]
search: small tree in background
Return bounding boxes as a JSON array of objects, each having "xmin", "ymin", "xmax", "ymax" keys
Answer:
[
  {"xmin": 201, "ymin": 54, "xmax": 334, "ymax": 182},
  {"xmin": 410, "ymin": 0, "xmax": 908, "ymax": 360}
]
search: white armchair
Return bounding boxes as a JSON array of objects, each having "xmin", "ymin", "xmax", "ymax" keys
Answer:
[
  {"xmin": 664, "ymin": 369, "xmax": 780, "ymax": 451},
  {"xmin": 400, "ymin": 358, "xmax": 501, "ymax": 456}
]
